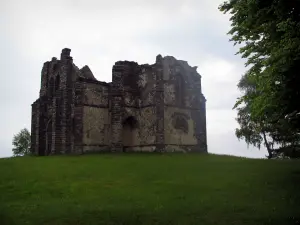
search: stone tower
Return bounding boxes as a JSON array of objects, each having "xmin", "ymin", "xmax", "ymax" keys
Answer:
[{"xmin": 31, "ymin": 48, "xmax": 207, "ymax": 155}]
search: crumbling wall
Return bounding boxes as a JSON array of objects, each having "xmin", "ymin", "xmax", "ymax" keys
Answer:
[
  {"xmin": 84, "ymin": 82, "xmax": 109, "ymax": 106},
  {"xmin": 138, "ymin": 66, "xmax": 156, "ymax": 107},
  {"xmin": 164, "ymin": 107, "xmax": 197, "ymax": 145},
  {"xmin": 82, "ymin": 82, "xmax": 110, "ymax": 152},
  {"xmin": 32, "ymin": 49, "xmax": 207, "ymax": 155},
  {"xmin": 110, "ymin": 60, "xmax": 158, "ymax": 152},
  {"xmin": 31, "ymin": 100, "xmax": 39, "ymax": 155},
  {"xmin": 162, "ymin": 56, "xmax": 207, "ymax": 153},
  {"xmin": 82, "ymin": 106, "xmax": 110, "ymax": 147},
  {"xmin": 139, "ymin": 107, "xmax": 157, "ymax": 145},
  {"xmin": 33, "ymin": 49, "xmax": 76, "ymax": 155},
  {"xmin": 119, "ymin": 62, "xmax": 157, "ymax": 152},
  {"xmin": 121, "ymin": 106, "xmax": 156, "ymax": 151}
]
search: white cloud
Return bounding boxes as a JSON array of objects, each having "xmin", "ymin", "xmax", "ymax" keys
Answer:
[{"xmin": 0, "ymin": 0, "xmax": 267, "ymax": 158}]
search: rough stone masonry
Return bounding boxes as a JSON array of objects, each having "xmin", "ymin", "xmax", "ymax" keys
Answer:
[{"xmin": 31, "ymin": 48, "xmax": 207, "ymax": 155}]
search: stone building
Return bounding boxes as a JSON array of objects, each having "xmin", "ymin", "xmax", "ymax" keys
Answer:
[{"xmin": 31, "ymin": 48, "xmax": 207, "ymax": 155}]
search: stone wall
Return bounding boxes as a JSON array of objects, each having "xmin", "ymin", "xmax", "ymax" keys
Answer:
[
  {"xmin": 32, "ymin": 49, "xmax": 79, "ymax": 155},
  {"xmin": 83, "ymin": 82, "xmax": 109, "ymax": 106},
  {"xmin": 73, "ymin": 80, "xmax": 84, "ymax": 154},
  {"xmin": 154, "ymin": 55, "xmax": 165, "ymax": 152},
  {"xmin": 30, "ymin": 100, "xmax": 39, "ymax": 154},
  {"xmin": 164, "ymin": 107, "xmax": 198, "ymax": 145},
  {"xmin": 81, "ymin": 82, "xmax": 110, "ymax": 153},
  {"xmin": 113, "ymin": 60, "xmax": 158, "ymax": 152},
  {"xmin": 122, "ymin": 106, "xmax": 157, "ymax": 148},
  {"xmin": 162, "ymin": 56, "xmax": 207, "ymax": 153},
  {"xmin": 82, "ymin": 106, "xmax": 110, "ymax": 146}
]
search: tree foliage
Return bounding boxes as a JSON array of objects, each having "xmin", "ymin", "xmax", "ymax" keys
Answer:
[
  {"xmin": 219, "ymin": 0, "xmax": 300, "ymax": 158},
  {"xmin": 12, "ymin": 128, "xmax": 31, "ymax": 156}
]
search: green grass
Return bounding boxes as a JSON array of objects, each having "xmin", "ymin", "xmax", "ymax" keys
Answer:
[{"xmin": 0, "ymin": 154, "xmax": 300, "ymax": 225}]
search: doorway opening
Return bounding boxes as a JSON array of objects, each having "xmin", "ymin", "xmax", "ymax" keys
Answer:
[{"xmin": 122, "ymin": 116, "xmax": 139, "ymax": 152}]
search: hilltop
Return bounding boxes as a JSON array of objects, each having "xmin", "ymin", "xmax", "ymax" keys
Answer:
[{"xmin": 0, "ymin": 154, "xmax": 299, "ymax": 225}]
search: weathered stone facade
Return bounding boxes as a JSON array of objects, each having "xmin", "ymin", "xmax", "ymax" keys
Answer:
[{"xmin": 31, "ymin": 48, "xmax": 207, "ymax": 155}]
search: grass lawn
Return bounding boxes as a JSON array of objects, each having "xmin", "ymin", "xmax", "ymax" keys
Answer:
[{"xmin": 0, "ymin": 154, "xmax": 299, "ymax": 225}]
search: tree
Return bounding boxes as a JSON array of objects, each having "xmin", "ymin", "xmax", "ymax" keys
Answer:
[
  {"xmin": 219, "ymin": 0, "xmax": 300, "ymax": 158},
  {"xmin": 234, "ymin": 74, "xmax": 275, "ymax": 158},
  {"xmin": 12, "ymin": 128, "xmax": 31, "ymax": 156}
]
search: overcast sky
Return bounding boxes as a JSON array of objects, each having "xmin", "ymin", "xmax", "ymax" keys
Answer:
[{"xmin": 0, "ymin": 0, "xmax": 267, "ymax": 158}]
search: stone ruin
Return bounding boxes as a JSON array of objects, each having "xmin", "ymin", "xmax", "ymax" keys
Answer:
[{"xmin": 31, "ymin": 48, "xmax": 207, "ymax": 155}]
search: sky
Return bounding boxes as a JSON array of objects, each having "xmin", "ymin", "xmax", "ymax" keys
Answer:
[{"xmin": 0, "ymin": 0, "xmax": 268, "ymax": 158}]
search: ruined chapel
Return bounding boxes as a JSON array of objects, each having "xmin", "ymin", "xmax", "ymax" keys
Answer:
[{"xmin": 31, "ymin": 48, "xmax": 207, "ymax": 155}]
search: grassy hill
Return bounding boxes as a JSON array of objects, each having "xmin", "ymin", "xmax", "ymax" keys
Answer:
[{"xmin": 0, "ymin": 154, "xmax": 299, "ymax": 225}]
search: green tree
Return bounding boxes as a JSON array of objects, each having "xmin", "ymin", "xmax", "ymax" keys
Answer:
[
  {"xmin": 12, "ymin": 128, "xmax": 31, "ymax": 156},
  {"xmin": 234, "ymin": 74, "xmax": 275, "ymax": 158},
  {"xmin": 219, "ymin": 0, "xmax": 300, "ymax": 158}
]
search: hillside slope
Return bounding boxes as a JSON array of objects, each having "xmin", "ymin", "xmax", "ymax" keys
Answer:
[{"xmin": 0, "ymin": 154, "xmax": 299, "ymax": 225}]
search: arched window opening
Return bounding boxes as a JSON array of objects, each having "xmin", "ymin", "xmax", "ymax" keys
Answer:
[
  {"xmin": 173, "ymin": 116, "xmax": 188, "ymax": 133},
  {"xmin": 52, "ymin": 63, "xmax": 58, "ymax": 73}
]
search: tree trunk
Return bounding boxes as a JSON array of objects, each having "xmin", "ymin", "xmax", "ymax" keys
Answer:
[{"xmin": 262, "ymin": 131, "xmax": 273, "ymax": 159}]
